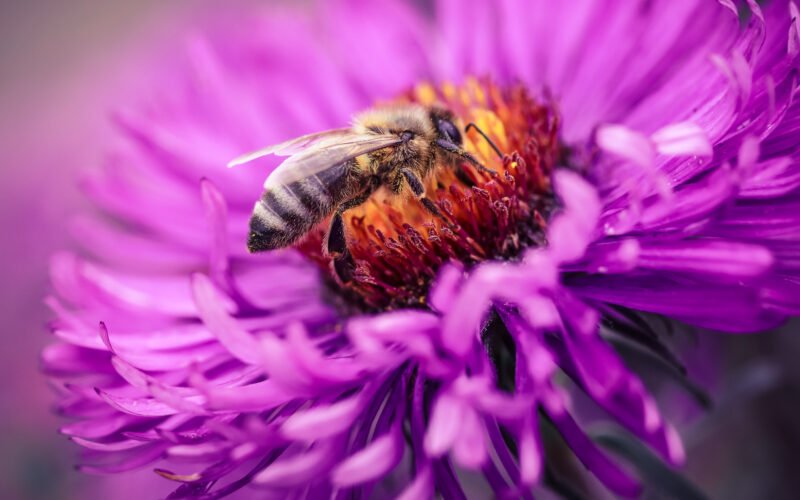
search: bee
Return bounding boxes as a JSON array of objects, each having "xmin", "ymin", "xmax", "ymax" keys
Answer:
[{"xmin": 228, "ymin": 104, "xmax": 493, "ymax": 277}]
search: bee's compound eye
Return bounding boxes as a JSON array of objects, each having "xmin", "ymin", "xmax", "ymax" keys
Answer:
[
  {"xmin": 438, "ymin": 119, "xmax": 462, "ymax": 145},
  {"xmin": 400, "ymin": 131, "xmax": 414, "ymax": 143}
]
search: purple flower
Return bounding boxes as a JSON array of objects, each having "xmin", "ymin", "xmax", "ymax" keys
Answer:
[{"xmin": 44, "ymin": 0, "xmax": 800, "ymax": 497}]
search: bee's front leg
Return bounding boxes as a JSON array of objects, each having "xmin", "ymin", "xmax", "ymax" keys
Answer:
[
  {"xmin": 399, "ymin": 169, "xmax": 443, "ymax": 218},
  {"xmin": 436, "ymin": 139, "xmax": 498, "ymax": 176},
  {"xmin": 326, "ymin": 191, "xmax": 374, "ymax": 257},
  {"xmin": 325, "ymin": 178, "xmax": 381, "ymax": 284}
]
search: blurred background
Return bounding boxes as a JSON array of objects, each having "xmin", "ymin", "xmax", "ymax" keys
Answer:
[
  {"xmin": 0, "ymin": 1, "xmax": 798, "ymax": 499},
  {"xmin": 0, "ymin": 2, "xmax": 216, "ymax": 498}
]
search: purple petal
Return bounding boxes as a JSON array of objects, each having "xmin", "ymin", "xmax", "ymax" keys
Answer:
[
  {"xmin": 252, "ymin": 439, "xmax": 339, "ymax": 486},
  {"xmin": 651, "ymin": 122, "xmax": 713, "ymax": 157},
  {"xmin": 596, "ymin": 125, "xmax": 654, "ymax": 168},
  {"xmin": 424, "ymin": 393, "xmax": 464, "ymax": 457},
  {"xmin": 635, "ymin": 240, "xmax": 774, "ymax": 279},
  {"xmin": 191, "ymin": 273, "xmax": 262, "ymax": 364},
  {"xmin": 281, "ymin": 392, "xmax": 367, "ymax": 442},
  {"xmin": 96, "ymin": 389, "xmax": 187, "ymax": 417},
  {"xmin": 77, "ymin": 444, "xmax": 167, "ymax": 474},
  {"xmin": 546, "ymin": 406, "xmax": 642, "ymax": 497},
  {"xmin": 200, "ymin": 178, "xmax": 230, "ymax": 285},
  {"xmin": 203, "ymin": 380, "xmax": 294, "ymax": 412},
  {"xmin": 451, "ymin": 407, "xmax": 488, "ymax": 469},
  {"xmin": 428, "ymin": 263, "xmax": 465, "ymax": 313},
  {"xmin": 331, "ymin": 427, "xmax": 404, "ymax": 487},
  {"xmin": 740, "ymin": 157, "xmax": 800, "ymax": 198},
  {"xmin": 518, "ymin": 415, "xmax": 542, "ymax": 485}
]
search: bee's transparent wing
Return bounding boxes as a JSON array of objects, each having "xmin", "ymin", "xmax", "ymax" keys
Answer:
[
  {"xmin": 264, "ymin": 133, "xmax": 403, "ymax": 188},
  {"xmin": 227, "ymin": 128, "xmax": 352, "ymax": 167}
]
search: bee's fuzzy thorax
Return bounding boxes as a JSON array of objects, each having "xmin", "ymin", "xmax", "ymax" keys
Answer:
[
  {"xmin": 297, "ymin": 79, "xmax": 561, "ymax": 311},
  {"xmin": 353, "ymin": 105, "xmax": 435, "ymax": 137}
]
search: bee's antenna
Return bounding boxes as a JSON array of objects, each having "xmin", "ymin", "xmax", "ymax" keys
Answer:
[{"xmin": 465, "ymin": 123, "xmax": 504, "ymax": 160}]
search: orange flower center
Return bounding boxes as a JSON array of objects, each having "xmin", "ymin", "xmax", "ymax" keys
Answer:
[{"xmin": 297, "ymin": 79, "xmax": 561, "ymax": 311}]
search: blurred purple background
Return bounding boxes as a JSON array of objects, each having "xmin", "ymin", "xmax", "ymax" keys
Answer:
[
  {"xmin": 0, "ymin": 1, "xmax": 798, "ymax": 499},
  {"xmin": 0, "ymin": 2, "xmax": 225, "ymax": 498}
]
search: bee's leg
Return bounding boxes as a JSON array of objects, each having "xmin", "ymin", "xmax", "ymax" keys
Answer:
[
  {"xmin": 328, "ymin": 220, "xmax": 355, "ymax": 285},
  {"xmin": 325, "ymin": 180, "xmax": 381, "ymax": 283},
  {"xmin": 326, "ymin": 212, "xmax": 349, "ymax": 257},
  {"xmin": 400, "ymin": 169, "xmax": 444, "ymax": 219},
  {"xmin": 332, "ymin": 252, "xmax": 355, "ymax": 283},
  {"xmin": 325, "ymin": 191, "xmax": 374, "ymax": 257},
  {"xmin": 400, "ymin": 168, "xmax": 425, "ymax": 197},
  {"xmin": 436, "ymin": 139, "xmax": 497, "ymax": 175}
]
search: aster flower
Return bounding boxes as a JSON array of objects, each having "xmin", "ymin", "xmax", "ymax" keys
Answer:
[{"xmin": 44, "ymin": 0, "xmax": 800, "ymax": 498}]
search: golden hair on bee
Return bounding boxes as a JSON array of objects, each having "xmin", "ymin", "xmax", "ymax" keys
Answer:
[{"xmin": 227, "ymin": 103, "xmax": 494, "ymax": 281}]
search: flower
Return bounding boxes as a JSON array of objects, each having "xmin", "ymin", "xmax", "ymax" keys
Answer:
[{"xmin": 44, "ymin": 0, "xmax": 800, "ymax": 498}]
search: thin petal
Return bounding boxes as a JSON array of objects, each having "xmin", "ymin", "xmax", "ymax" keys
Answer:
[{"xmin": 331, "ymin": 428, "xmax": 404, "ymax": 487}]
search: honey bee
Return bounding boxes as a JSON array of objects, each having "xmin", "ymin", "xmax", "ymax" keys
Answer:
[{"xmin": 228, "ymin": 104, "xmax": 493, "ymax": 276}]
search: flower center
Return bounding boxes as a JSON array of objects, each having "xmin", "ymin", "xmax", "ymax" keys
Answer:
[{"xmin": 296, "ymin": 78, "xmax": 561, "ymax": 311}]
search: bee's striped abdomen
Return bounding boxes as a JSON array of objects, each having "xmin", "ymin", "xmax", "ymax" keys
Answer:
[{"xmin": 247, "ymin": 164, "xmax": 350, "ymax": 252}]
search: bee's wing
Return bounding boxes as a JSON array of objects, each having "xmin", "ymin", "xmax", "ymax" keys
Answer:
[
  {"xmin": 227, "ymin": 128, "xmax": 352, "ymax": 167},
  {"xmin": 264, "ymin": 133, "xmax": 403, "ymax": 188}
]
